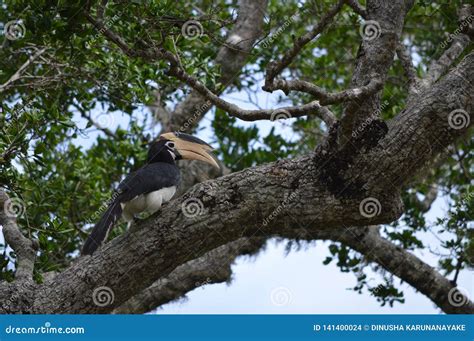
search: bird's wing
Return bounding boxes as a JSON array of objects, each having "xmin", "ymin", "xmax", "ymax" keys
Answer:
[
  {"xmin": 116, "ymin": 162, "xmax": 181, "ymax": 203},
  {"xmin": 82, "ymin": 162, "xmax": 180, "ymax": 255}
]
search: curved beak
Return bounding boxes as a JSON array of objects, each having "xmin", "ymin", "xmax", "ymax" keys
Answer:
[{"xmin": 160, "ymin": 132, "xmax": 220, "ymax": 169}]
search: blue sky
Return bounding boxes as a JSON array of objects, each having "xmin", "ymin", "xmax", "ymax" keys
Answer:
[
  {"xmin": 80, "ymin": 81, "xmax": 474, "ymax": 314},
  {"xmin": 1, "ymin": 65, "xmax": 472, "ymax": 314}
]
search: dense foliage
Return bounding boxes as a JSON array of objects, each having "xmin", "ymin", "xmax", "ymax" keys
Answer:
[{"xmin": 0, "ymin": 0, "xmax": 472, "ymax": 308}]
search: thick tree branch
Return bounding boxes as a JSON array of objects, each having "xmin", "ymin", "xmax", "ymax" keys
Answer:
[
  {"xmin": 338, "ymin": 0, "xmax": 413, "ymax": 144},
  {"xmin": 295, "ymin": 226, "xmax": 474, "ymax": 314},
  {"xmin": 118, "ymin": 223, "xmax": 474, "ymax": 314},
  {"xmin": 7, "ymin": 52, "xmax": 470, "ymax": 314},
  {"xmin": 114, "ymin": 237, "xmax": 266, "ymax": 314},
  {"xmin": 264, "ymin": 78, "xmax": 383, "ymax": 105},
  {"xmin": 0, "ymin": 189, "xmax": 36, "ymax": 281},
  {"xmin": 338, "ymin": 227, "xmax": 474, "ymax": 314}
]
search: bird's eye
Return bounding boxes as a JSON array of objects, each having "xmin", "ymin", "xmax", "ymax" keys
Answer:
[{"xmin": 166, "ymin": 142, "xmax": 175, "ymax": 148}]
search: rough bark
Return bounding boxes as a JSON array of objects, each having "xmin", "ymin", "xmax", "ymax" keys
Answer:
[
  {"xmin": 1, "ymin": 0, "xmax": 472, "ymax": 316},
  {"xmin": 0, "ymin": 51, "xmax": 470, "ymax": 314},
  {"xmin": 0, "ymin": 189, "xmax": 36, "ymax": 281},
  {"xmin": 334, "ymin": 227, "xmax": 474, "ymax": 314},
  {"xmin": 114, "ymin": 237, "xmax": 266, "ymax": 314},
  {"xmin": 338, "ymin": 0, "xmax": 413, "ymax": 143}
]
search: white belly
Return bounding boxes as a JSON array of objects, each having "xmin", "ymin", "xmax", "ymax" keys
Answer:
[{"xmin": 121, "ymin": 186, "xmax": 176, "ymax": 222}]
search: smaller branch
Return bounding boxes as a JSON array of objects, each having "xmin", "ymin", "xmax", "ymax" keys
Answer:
[
  {"xmin": 344, "ymin": 0, "xmax": 367, "ymax": 19},
  {"xmin": 291, "ymin": 226, "xmax": 474, "ymax": 314},
  {"xmin": 168, "ymin": 67, "xmax": 336, "ymax": 124},
  {"xmin": 396, "ymin": 43, "xmax": 420, "ymax": 96},
  {"xmin": 0, "ymin": 189, "xmax": 36, "ymax": 281},
  {"xmin": 422, "ymin": 34, "xmax": 470, "ymax": 89},
  {"xmin": 422, "ymin": 5, "xmax": 473, "ymax": 89},
  {"xmin": 265, "ymin": 78, "xmax": 383, "ymax": 105},
  {"xmin": 410, "ymin": 185, "xmax": 438, "ymax": 213},
  {"xmin": 452, "ymin": 254, "xmax": 463, "ymax": 284},
  {"xmin": 340, "ymin": 227, "xmax": 474, "ymax": 314},
  {"xmin": 264, "ymin": 0, "xmax": 345, "ymax": 85},
  {"xmin": 0, "ymin": 48, "xmax": 47, "ymax": 93},
  {"xmin": 419, "ymin": 186, "xmax": 438, "ymax": 212},
  {"xmin": 84, "ymin": 12, "xmax": 178, "ymax": 64},
  {"xmin": 114, "ymin": 237, "xmax": 266, "ymax": 314},
  {"xmin": 86, "ymin": 8, "xmax": 336, "ymax": 125}
]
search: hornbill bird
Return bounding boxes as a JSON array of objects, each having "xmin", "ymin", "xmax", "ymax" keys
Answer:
[{"xmin": 82, "ymin": 132, "xmax": 219, "ymax": 255}]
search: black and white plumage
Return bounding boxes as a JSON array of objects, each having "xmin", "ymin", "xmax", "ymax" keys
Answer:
[{"xmin": 82, "ymin": 132, "xmax": 219, "ymax": 255}]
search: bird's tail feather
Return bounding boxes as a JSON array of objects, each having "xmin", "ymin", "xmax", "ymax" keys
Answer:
[{"xmin": 82, "ymin": 201, "xmax": 122, "ymax": 255}]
